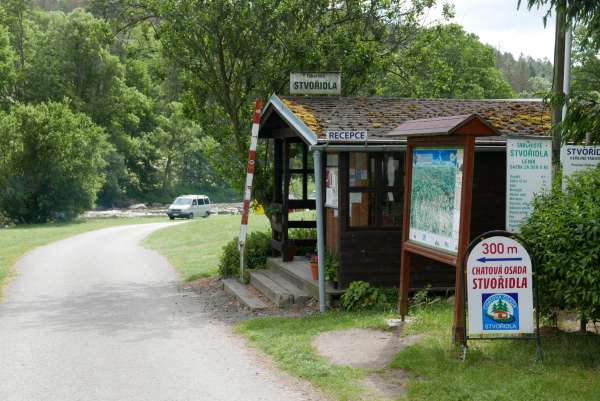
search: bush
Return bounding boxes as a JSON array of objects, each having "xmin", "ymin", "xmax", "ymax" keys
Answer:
[
  {"xmin": 324, "ymin": 252, "xmax": 340, "ymax": 282},
  {"xmin": 521, "ymin": 167, "xmax": 600, "ymax": 325},
  {"xmin": 0, "ymin": 101, "xmax": 110, "ymax": 223},
  {"xmin": 340, "ymin": 281, "xmax": 386, "ymax": 311},
  {"xmin": 218, "ymin": 230, "xmax": 272, "ymax": 279}
]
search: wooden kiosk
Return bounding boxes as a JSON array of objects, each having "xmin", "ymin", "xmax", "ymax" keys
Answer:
[{"xmin": 394, "ymin": 115, "xmax": 498, "ymax": 344}]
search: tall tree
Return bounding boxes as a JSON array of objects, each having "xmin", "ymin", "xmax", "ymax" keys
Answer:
[
  {"xmin": 521, "ymin": 0, "xmax": 600, "ymax": 144},
  {"xmin": 0, "ymin": 25, "xmax": 17, "ymax": 106},
  {"xmin": 382, "ymin": 24, "xmax": 514, "ymax": 99},
  {"xmin": 101, "ymin": 0, "xmax": 436, "ymax": 191},
  {"xmin": 0, "ymin": 101, "xmax": 110, "ymax": 223}
]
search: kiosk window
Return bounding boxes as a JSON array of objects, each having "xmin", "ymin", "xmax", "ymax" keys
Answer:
[{"xmin": 347, "ymin": 152, "xmax": 403, "ymax": 229}]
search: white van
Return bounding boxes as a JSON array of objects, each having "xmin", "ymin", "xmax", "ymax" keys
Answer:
[{"xmin": 166, "ymin": 195, "xmax": 211, "ymax": 220}]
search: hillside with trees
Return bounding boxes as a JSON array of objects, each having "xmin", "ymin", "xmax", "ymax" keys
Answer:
[
  {"xmin": 495, "ymin": 50, "xmax": 553, "ymax": 97},
  {"xmin": 0, "ymin": 0, "xmax": 549, "ymax": 223}
]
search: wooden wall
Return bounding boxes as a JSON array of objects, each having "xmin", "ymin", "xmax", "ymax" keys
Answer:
[{"xmin": 325, "ymin": 207, "xmax": 339, "ymax": 253}]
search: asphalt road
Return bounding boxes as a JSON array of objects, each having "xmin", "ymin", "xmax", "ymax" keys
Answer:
[{"xmin": 0, "ymin": 223, "xmax": 322, "ymax": 401}]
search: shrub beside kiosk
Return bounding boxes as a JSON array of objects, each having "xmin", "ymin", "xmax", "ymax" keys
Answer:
[{"xmin": 395, "ymin": 114, "xmax": 497, "ymax": 345}]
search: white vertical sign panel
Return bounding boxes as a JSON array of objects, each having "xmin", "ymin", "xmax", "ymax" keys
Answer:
[{"xmin": 505, "ymin": 137, "xmax": 552, "ymax": 233}]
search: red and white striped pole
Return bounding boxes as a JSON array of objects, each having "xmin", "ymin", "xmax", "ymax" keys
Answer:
[{"xmin": 239, "ymin": 98, "xmax": 263, "ymax": 282}]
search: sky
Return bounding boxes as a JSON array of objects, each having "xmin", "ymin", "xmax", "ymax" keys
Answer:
[{"xmin": 426, "ymin": 0, "xmax": 557, "ymax": 61}]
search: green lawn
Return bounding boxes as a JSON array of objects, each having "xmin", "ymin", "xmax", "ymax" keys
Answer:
[
  {"xmin": 0, "ymin": 217, "xmax": 165, "ymax": 291},
  {"xmin": 394, "ymin": 304, "xmax": 600, "ymax": 401},
  {"xmin": 237, "ymin": 304, "xmax": 600, "ymax": 401},
  {"xmin": 143, "ymin": 213, "xmax": 270, "ymax": 281}
]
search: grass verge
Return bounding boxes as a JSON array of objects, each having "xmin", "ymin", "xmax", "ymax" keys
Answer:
[
  {"xmin": 238, "ymin": 302, "xmax": 600, "ymax": 401},
  {"xmin": 0, "ymin": 217, "xmax": 165, "ymax": 290},
  {"xmin": 394, "ymin": 303, "xmax": 600, "ymax": 401},
  {"xmin": 143, "ymin": 213, "xmax": 270, "ymax": 281},
  {"xmin": 237, "ymin": 311, "xmax": 392, "ymax": 401}
]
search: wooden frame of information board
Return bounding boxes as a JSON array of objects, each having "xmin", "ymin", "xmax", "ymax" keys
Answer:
[{"xmin": 394, "ymin": 115, "xmax": 498, "ymax": 346}]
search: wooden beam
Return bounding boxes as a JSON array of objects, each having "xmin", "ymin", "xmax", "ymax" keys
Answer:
[{"xmin": 288, "ymin": 220, "xmax": 317, "ymax": 229}]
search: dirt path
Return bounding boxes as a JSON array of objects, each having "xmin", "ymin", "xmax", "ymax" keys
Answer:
[{"xmin": 0, "ymin": 223, "xmax": 324, "ymax": 401}]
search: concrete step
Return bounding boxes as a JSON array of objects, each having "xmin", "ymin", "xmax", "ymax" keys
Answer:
[
  {"xmin": 250, "ymin": 271, "xmax": 293, "ymax": 307},
  {"xmin": 266, "ymin": 257, "xmax": 345, "ymax": 303},
  {"xmin": 267, "ymin": 258, "xmax": 320, "ymax": 299},
  {"xmin": 250, "ymin": 270, "xmax": 311, "ymax": 307},
  {"xmin": 264, "ymin": 270, "xmax": 312, "ymax": 305},
  {"xmin": 222, "ymin": 278, "xmax": 268, "ymax": 310}
]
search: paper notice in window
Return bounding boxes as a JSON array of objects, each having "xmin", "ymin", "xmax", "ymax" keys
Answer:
[{"xmin": 350, "ymin": 193, "xmax": 362, "ymax": 204}]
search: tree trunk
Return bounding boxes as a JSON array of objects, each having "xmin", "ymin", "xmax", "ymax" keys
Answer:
[
  {"xmin": 162, "ymin": 154, "xmax": 173, "ymax": 193},
  {"xmin": 580, "ymin": 314, "xmax": 587, "ymax": 334},
  {"xmin": 551, "ymin": 3, "xmax": 566, "ymax": 177}
]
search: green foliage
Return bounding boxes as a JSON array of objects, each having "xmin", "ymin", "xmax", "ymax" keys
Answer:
[
  {"xmin": 0, "ymin": 25, "xmax": 16, "ymax": 105},
  {"xmin": 521, "ymin": 167, "xmax": 600, "ymax": 324},
  {"xmin": 218, "ymin": 230, "xmax": 272, "ymax": 279},
  {"xmin": 383, "ymin": 24, "xmax": 514, "ymax": 99},
  {"xmin": 324, "ymin": 252, "xmax": 340, "ymax": 282},
  {"xmin": 340, "ymin": 281, "xmax": 386, "ymax": 311},
  {"xmin": 558, "ymin": 27, "xmax": 600, "ymax": 145},
  {"xmin": 0, "ymin": 101, "xmax": 110, "ymax": 223},
  {"xmin": 111, "ymin": 0, "xmax": 434, "ymax": 195},
  {"xmin": 560, "ymin": 91, "xmax": 600, "ymax": 144}
]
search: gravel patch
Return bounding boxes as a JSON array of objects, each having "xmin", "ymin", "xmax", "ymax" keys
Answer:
[{"xmin": 313, "ymin": 328, "xmax": 421, "ymax": 369}]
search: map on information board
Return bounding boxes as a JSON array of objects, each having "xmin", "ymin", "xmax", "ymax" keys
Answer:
[{"xmin": 409, "ymin": 148, "xmax": 463, "ymax": 253}]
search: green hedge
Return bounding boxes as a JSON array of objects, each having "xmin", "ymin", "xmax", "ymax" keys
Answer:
[{"xmin": 521, "ymin": 167, "xmax": 600, "ymax": 326}]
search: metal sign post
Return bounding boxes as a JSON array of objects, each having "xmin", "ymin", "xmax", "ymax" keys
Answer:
[
  {"xmin": 461, "ymin": 230, "xmax": 542, "ymax": 361},
  {"xmin": 239, "ymin": 98, "xmax": 263, "ymax": 283}
]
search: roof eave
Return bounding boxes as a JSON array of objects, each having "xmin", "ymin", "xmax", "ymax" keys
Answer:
[{"xmin": 262, "ymin": 94, "xmax": 318, "ymax": 146}]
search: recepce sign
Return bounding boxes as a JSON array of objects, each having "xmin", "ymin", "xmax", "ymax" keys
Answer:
[{"xmin": 326, "ymin": 130, "xmax": 368, "ymax": 142}]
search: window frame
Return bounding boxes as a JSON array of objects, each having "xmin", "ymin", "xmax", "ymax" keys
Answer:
[{"xmin": 344, "ymin": 151, "xmax": 404, "ymax": 231}]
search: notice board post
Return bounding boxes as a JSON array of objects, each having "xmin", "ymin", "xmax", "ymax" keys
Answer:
[{"xmin": 393, "ymin": 115, "xmax": 498, "ymax": 346}]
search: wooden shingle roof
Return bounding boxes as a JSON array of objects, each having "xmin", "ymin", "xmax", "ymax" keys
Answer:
[{"xmin": 277, "ymin": 96, "xmax": 550, "ymax": 142}]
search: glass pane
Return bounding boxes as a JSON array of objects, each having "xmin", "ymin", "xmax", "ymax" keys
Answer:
[
  {"xmin": 349, "ymin": 192, "xmax": 376, "ymax": 227},
  {"xmin": 349, "ymin": 153, "xmax": 373, "ymax": 187},
  {"xmin": 288, "ymin": 173, "xmax": 304, "ymax": 200},
  {"xmin": 288, "ymin": 142, "xmax": 304, "ymax": 169},
  {"xmin": 383, "ymin": 153, "xmax": 402, "ymax": 188},
  {"xmin": 382, "ymin": 191, "xmax": 403, "ymax": 227}
]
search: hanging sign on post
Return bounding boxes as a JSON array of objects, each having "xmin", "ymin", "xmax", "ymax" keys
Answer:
[
  {"xmin": 560, "ymin": 145, "xmax": 600, "ymax": 179},
  {"xmin": 290, "ymin": 72, "xmax": 341, "ymax": 95},
  {"xmin": 505, "ymin": 137, "xmax": 552, "ymax": 233}
]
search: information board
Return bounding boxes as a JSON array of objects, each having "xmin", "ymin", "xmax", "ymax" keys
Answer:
[
  {"xmin": 409, "ymin": 148, "xmax": 463, "ymax": 253},
  {"xmin": 467, "ymin": 236, "xmax": 534, "ymax": 336},
  {"xmin": 506, "ymin": 137, "xmax": 552, "ymax": 233},
  {"xmin": 561, "ymin": 145, "xmax": 600, "ymax": 180}
]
